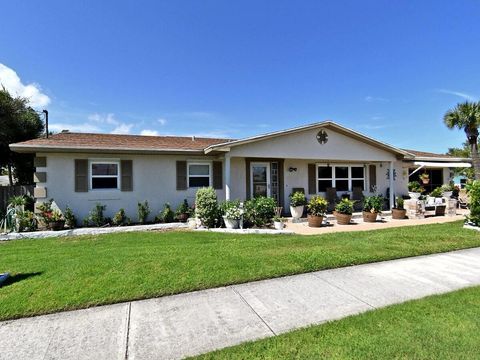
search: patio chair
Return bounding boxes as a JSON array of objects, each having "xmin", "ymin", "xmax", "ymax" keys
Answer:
[
  {"xmin": 326, "ymin": 187, "xmax": 338, "ymax": 212},
  {"xmin": 351, "ymin": 187, "xmax": 364, "ymax": 212}
]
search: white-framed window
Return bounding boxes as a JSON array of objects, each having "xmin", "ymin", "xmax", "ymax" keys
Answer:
[
  {"xmin": 90, "ymin": 160, "xmax": 120, "ymax": 190},
  {"xmin": 188, "ymin": 162, "xmax": 211, "ymax": 188},
  {"xmin": 316, "ymin": 164, "xmax": 365, "ymax": 193}
]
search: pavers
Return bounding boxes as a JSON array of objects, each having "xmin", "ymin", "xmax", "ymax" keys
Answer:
[{"xmin": 1, "ymin": 248, "xmax": 479, "ymax": 360}]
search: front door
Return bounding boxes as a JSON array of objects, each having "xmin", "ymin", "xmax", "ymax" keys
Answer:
[{"xmin": 251, "ymin": 162, "xmax": 271, "ymax": 197}]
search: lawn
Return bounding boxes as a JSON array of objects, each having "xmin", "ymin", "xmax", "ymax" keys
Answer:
[
  {"xmin": 0, "ymin": 221, "xmax": 479, "ymax": 321},
  {"xmin": 194, "ymin": 286, "xmax": 480, "ymax": 359}
]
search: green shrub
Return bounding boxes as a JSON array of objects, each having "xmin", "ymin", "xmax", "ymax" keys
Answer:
[
  {"xmin": 175, "ymin": 199, "xmax": 191, "ymax": 218},
  {"xmin": 64, "ymin": 206, "xmax": 77, "ymax": 228},
  {"xmin": 395, "ymin": 196, "xmax": 404, "ymax": 210},
  {"xmin": 363, "ymin": 195, "xmax": 384, "ymax": 213},
  {"xmin": 244, "ymin": 196, "xmax": 276, "ymax": 227},
  {"xmin": 335, "ymin": 198, "xmax": 354, "ymax": 215},
  {"xmin": 195, "ymin": 187, "xmax": 220, "ymax": 228},
  {"xmin": 156, "ymin": 203, "xmax": 175, "ymax": 223},
  {"xmin": 8, "ymin": 195, "xmax": 27, "ymax": 207},
  {"xmin": 466, "ymin": 180, "xmax": 480, "ymax": 226},
  {"xmin": 289, "ymin": 192, "xmax": 307, "ymax": 207},
  {"xmin": 84, "ymin": 203, "xmax": 108, "ymax": 227},
  {"xmin": 112, "ymin": 208, "xmax": 128, "ymax": 226},
  {"xmin": 408, "ymin": 181, "xmax": 424, "ymax": 193},
  {"xmin": 307, "ymin": 196, "xmax": 328, "ymax": 216},
  {"xmin": 137, "ymin": 201, "xmax": 150, "ymax": 224},
  {"xmin": 430, "ymin": 187, "xmax": 443, "ymax": 198},
  {"xmin": 16, "ymin": 210, "xmax": 37, "ymax": 232},
  {"xmin": 220, "ymin": 199, "xmax": 242, "ymax": 220}
]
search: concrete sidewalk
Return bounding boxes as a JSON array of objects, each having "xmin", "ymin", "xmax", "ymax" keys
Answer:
[{"xmin": 1, "ymin": 248, "xmax": 480, "ymax": 360}]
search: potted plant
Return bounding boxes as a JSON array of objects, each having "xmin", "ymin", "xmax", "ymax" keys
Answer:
[
  {"xmin": 222, "ymin": 200, "xmax": 242, "ymax": 229},
  {"xmin": 429, "ymin": 187, "xmax": 443, "ymax": 199},
  {"xmin": 441, "ymin": 182, "xmax": 455, "ymax": 198},
  {"xmin": 273, "ymin": 215, "xmax": 285, "ymax": 230},
  {"xmin": 333, "ymin": 198, "xmax": 354, "ymax": 225},
  {"xmin": 419, "ymin": 172, "xmax": 430, "ymax": 185},
  {"xmin": 9, "ymin": 195, "xmax": 26, "ymax": 214},
  {"xmin": 48, "ymin": 210, "xmax": 65, "ymax": 231},
  {"xmin": 289, "ymin": 191, "xmax": 307, "ymax": 219},
  {"xmin": 306, "ymin": 195, "xmax": 328, "ymax": 227},
  {"xmin": 392, "ymin": 196, "xmax": 406, "ymax": 220},
  {"xmin": 408, "ymin": 181, "xmax": 424, "ymax": 199},
  {"xmin": 175, "ymin": 199, "xmax": 191, "ymax": 222},
  {"xmin": 362, "ymin": 194, "xmax": 383, "ymax": 222}
]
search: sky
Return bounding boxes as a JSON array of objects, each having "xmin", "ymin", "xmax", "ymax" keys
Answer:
[{"xmin": 1, "ymin": 0, "xmax": 479, "ymax": 153}]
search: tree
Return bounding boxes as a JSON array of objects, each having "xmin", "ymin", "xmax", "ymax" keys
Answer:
[
  {"xmin": 0, "ymin": 87, "xmax": 45, "ymax": 185},
  {"xmin": 444, "ymin": 101, "xmax": 480, "ymax": 180}
]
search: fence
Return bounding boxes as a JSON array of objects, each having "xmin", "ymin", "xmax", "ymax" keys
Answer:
[{"xmin": 0, "ymin": 185, "xmax": 34, "ymax": 213}]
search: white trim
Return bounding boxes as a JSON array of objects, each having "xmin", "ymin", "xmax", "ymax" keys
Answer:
[
  {"xmin": 250, "ymin": 162, "xmax": 271, "ymax": 197},
  {"xmin": 316, "ymin": 163, "xmax": 366, "ymax": 193},
  {"xmin": 413, "ymin": 161, "xmax": 472, "ymax": 168},
  {"xmin": 187, "ymin": 162, "xmax": 212, "ymax": 188},
  {"xmin": 89, "ymin": 159, "xmax": 121, "ymax": 190}
]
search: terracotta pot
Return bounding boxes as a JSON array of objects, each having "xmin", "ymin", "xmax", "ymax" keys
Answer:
[
  {"xmin": 48, "ymin": 220, "xmax": 65, "ymax": 231},
  {"xmin": 176, "ymin": 213, "xmax": 189, "ymax": 222},
  {"xmin": 307, "ymin": 214, "xmax": 324, "ymax": 227},
  {"xmin": 333, "ymin": 211, "xmax": 352, "ymax": 225},
  {"xmin": 391, "ymin": 208, "xmax": 406, "ymax": 220},
  {"xmin": 363, "ymin": 211, "xmax": 378, "ymax": 223},
  {"xmin": 421, "ymin": 179, "xmax": 429, "ymax": 185}
]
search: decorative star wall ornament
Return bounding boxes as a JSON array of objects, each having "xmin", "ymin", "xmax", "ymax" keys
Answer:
[
  {"xmin": 316, "ymin": 129, "xmax": 328, "ymax": 144},
  {"xmin": 386, "ymin": 169, "xmax": 397, "ymax": 181}
]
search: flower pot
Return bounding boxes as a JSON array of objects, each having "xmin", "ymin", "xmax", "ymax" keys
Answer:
[
  {"xmin": 176, "ymin": 213, "xmax": 189, "ymax": 222},
  {"xmin": 442, "ymin": 191, "xmax": 453, "ymax": 198},
  {"xmin": 333, "ymin": 211, "xmax": 352, "ymax": 225},
  {"xmin": 363, "ymin": 211, "xmax": 378, "ymax": 223},
  {"xmin": 391, "ymin": 208, "xmax": 406, "ymax": 220},
  {"xmin": 290, "ymin": 205, "xmax": 304, "ymax": 219},
  {"xmin": 48, "ymin": 220, "xmax": 65, "ymax": 231},
  {"xmin": 307, "ymin": 214, "xmax": 324, "ymax": 227},
  {"xmin": 408, "ymin": 192, "xmax": 421, "ymax": 200},
  {"xmin": 223, "ymin": 217, "xmax": 239, "ymax": 229},
  {"xmin": 274, "ymin": 221, "xmax": 284, "ymax": 230},
  {"xmin": 421, "ymin": 179, "xmax": 429, "ymax": 185}
]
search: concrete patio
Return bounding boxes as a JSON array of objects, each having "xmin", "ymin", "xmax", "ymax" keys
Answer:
[{"xmin": 1, "ymin": 247, "xmax": 479, "ymax": 360}]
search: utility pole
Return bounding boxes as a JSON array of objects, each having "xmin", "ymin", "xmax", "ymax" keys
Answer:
[{"xmin": 43, "ymin": 110, "xmax": 49, "ymax": 138}]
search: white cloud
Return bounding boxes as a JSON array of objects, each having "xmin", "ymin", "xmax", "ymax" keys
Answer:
[
  {"xmin": 0, "ymin": 63, "xmax": 51, "ymax": 108},
  {"xmin": 157, "ymin": 118, "xmax": 167, "ymax": 126},
  {"xmin": 435, "ymin": 89, "xmax": 475, "ymax": 101},
  {"xmin": 365, "ymin": 96, "xmax": 389, "ymax": 103},
  {"xmin": 111, "ymin": 123, "xmax": 133, "ymax": 134},
  {"xmin": 140, "ymin": 129, "xmax": 159, "ymax": 136},
  {"xmin": 49, "ymin": 123, "xmax": 101, "ymax": 133},
  {"xmin": 88, "ymin": 112, "xmax": 120, "ymax": 125}
]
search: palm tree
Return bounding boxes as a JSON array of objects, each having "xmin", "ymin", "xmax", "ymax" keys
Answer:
[{"xmin": 444, "ymin": 101, "xmax": 480, "ymax": 180}]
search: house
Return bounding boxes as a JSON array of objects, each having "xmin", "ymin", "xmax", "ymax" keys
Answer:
[{"xmin": 10, "ymin": 121, "xmax": 471, "ymax": 220}]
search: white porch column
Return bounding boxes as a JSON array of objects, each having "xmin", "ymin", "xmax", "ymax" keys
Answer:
[
  {"xmin": 389, "ymin": 161, "xmax": 394, "ymax": 209},
  {"xmin": 225, "ymin": 153, "xmax": 231, "ymax": 200}
]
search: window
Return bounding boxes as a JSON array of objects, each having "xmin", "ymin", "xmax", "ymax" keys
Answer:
[
  {"xmin": 316, "ymin": 164, "xmax": 365, "ymax": 193},
  {"xmin": 188, "ymin": 163, "xmax": 211, "ymax": 187},
  {"xmin": 90, "ymin": 161, "xmax": 119, "ymax": 189}
]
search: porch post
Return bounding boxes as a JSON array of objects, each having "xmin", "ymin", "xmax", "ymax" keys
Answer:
[
  {"xmin": 225, "ymin": 153, "xmax": 231, "ymax": 200},
  {"xmin": 389, "ymin": 161, "xmax": 394, "ymax": 209}
]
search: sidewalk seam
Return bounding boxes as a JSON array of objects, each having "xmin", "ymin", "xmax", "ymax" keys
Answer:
[
  {"xmin": 231, "ymin": 286, "xmax": 277, "ymax": 336},
  {"xmin": 41, "ymin": 325, "xmax": 58, "ymax": 360},
  {"xmin": 312, "ymin": 273, "xmax": 378, "ymax": 310},
  {"xmin": 124, "ymin": 302, "xmax": 132, "ymax": 360}
]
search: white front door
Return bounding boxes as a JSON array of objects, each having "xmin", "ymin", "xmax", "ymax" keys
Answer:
[{"xmin": 251, "ymin": 162, "xmax": 271, "ymax": 197}]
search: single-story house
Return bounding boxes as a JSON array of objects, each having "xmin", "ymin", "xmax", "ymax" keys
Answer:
[{"xmin": 10, "ymin": 121, "xmax": 471, "ymax": 220}]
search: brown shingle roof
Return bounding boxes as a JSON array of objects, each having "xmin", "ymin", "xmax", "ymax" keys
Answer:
[
  {"xmin": 402, "ymin": 149, "xmax": 457, "ymax": 159},
  {"xmin": 10, "ymin": 132, "xmax": 233, "ymax": 153}
]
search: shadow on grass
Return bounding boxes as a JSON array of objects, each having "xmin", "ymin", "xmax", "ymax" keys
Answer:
[{"xmin": 1, "ymin": 272, "xmax": 43, "ymax": 288}]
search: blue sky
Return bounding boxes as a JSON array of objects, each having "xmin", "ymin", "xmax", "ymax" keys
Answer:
[{"xmin": 1, "ymin": 1, "xmax": 479, "ymax": 152}]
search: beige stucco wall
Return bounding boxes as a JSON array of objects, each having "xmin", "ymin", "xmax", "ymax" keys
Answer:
[
  {"xmin": 228, "ymin": 127, "xmax": 398, "ymax": 162},
  {"xmin": 36, "ymin": 152, "xmax": 224, "ymax": 222}
]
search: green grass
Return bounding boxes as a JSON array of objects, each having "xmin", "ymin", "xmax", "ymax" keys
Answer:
[
  {"xmin": 194, "ymin": 286, "xmax": 480, "ymax": 359},
  {"xmin": 0, "ymin": 221, "xmax": 479, "ymax": 321}
]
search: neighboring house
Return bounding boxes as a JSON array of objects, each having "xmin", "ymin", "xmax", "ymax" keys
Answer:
[{"xmin": 10, "ymin": 121, "xmax": 471, "ymax": 219}]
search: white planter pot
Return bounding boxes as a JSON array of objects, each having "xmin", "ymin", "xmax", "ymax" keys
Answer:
[
  {"xmin": 223, "ymin": 217, "xmax": 240, "ymax": 229},
  {"xmin": 290, "ymin": 205, "xmax": 304, "ymax": 219},
  {"xmin": 274, "ymin": 221, "xmax": 284, "ymax": 230},
  {"xmin": 442, "ymin": 191, "xmax": 453, "ymax": 198},
  {"xmin": 408, "ymin": 192, "xmax": 421, "ymax": 200}
]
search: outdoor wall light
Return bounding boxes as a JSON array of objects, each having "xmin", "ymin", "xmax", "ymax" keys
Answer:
[{"xmin": 288, "ymin": 167, "xmax": 297, "ymax": 172}]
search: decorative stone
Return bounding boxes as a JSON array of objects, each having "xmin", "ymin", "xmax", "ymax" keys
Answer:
[
  {"xmin": 405, "ymin": 199, "xmax": 425, "ymax": 219},
  {"xmin": 33, "ymin": 186, "xmax": 47, "ymax": 199},
  {"xmin": 33, "ymin": 172, "xmax": 47, "ymax": 183},
  {"xmin": 446, "ymin": 199, "xmax": 458, "ymax": 217}
]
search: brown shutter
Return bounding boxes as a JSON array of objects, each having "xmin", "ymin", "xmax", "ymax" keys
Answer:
[
  {"xmin": 212, "ymin": 161, "xmax": 223, "ymax": 189},
  {"xmin": 308, "ymin": 163, "xmax": 316, "ymax": 194},
  {"xmin": 74, "ymin": 159, "xmax": 88, "ymax": 192},
  {"xmin": 121, "ymin": 160, "xmax": 133, "ymax": 191},
  {"xmin": 369, "ymin": 165, "xmax": 377, "ymax": 192},
  {"xmin": 176, "ymin": 161, "xmax": 187, "ymax": 190}
]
